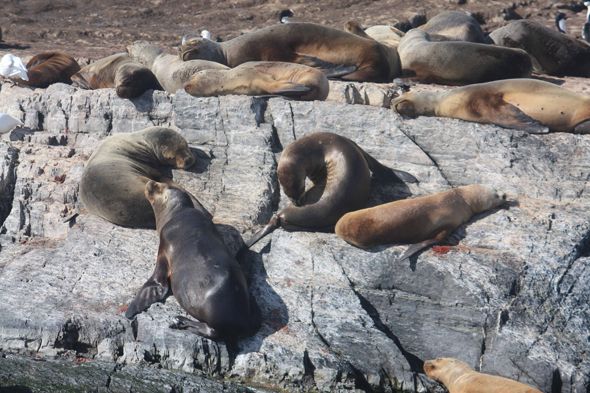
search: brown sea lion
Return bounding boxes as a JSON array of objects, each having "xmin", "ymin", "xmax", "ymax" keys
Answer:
[
  {"xmin": 12, "ymin": 52, "xmax": 80, "ymax": 88},
  {"xmin": 125, "ymin": 181, "xmax": 261, "ymax": 342},
  {"xmin": 397, "ymin": 29, "xmax": 532, "ymax": 85},
  {"xmin": 71, "ymin": 53, "xmax": 163, "ymax": 99},
  {"xmin": 79, "ymin": 127, "xmax": 209, "ymax": 228},
  {"xmin": 489, "ymin": 19, "xmax": 590, "ymax": 77},
  {"xmin": 184, "ymin": 61, "xmax": 329, "ymax": 101},
  {"xmin": 242, "ymin": 132, "xmax": 418, "ymax": 249},
  {"xmin": 334, "ymin": 185, "xmax": 506, "ymax": 260},
  {"xmin": 126, "ymin": 40, "xmax": 228, "ymax": 93},
  {"xmin": 391, "ymin": 79, "xmax": 590, "ymax": 134},
  {"xmin": 420, "ymin": 11, "xmax": 489, "ymax": 43},
  {"xmin": 424, "ymin": 358, "xmax": 542, "ymax": 393},
  {"xmin": 178, "ymin": 22, "xmax": 393, "ymax": 82}
]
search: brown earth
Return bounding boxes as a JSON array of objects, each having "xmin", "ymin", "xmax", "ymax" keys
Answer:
[{"xmin": 1, "ymin": 0, "xmax": 590, "ymax": 63}]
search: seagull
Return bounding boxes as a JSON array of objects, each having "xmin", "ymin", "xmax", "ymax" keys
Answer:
[
  {"xmin": 279, "ymin": 9, "xmax": 295, "ymax": 24},
  {"xmin": 555, "ymin": 13, "xmax": 567, "ymax": 34},
  {"xmin": 201, "ymin": 30, "xmax": 211, "ymax": 40},
  {"xmin": 584, "ymin": 1, "xmax": 590, "ymax": 42},
  {"xmin": 0, "ymin": 54, "xmax": 29, "ymax": 81},
  {"xmin": 0, "ymin": 113, "xmax": 23, "ymax": 134}
]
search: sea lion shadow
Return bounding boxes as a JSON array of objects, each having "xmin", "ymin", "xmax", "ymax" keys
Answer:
[
  {"xmin": 531, "ymin": 75, "xmax": 565, "ymax": 86},
  {"xmin": 185, "ymin": 147, "xmax": 212, "ymax": 174},
  {"xmin": 128, "ymin": 89, "xmax": 160, "ymax": 112},
  {"xmin": 0, "ymin": 43, "xmax": 30, "ymax": 50},
  {"xmin": 365, "ymin": 178, "xmax": 413, "ymax": 207}
]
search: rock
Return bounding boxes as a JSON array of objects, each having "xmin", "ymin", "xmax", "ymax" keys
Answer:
[
  {"xmin": 328, "ymin": 81, "xmax": 396, "ymax": 108},
  {"xmin": 0, "ymin": 83, "xmax": 589, "ymax": 392}
]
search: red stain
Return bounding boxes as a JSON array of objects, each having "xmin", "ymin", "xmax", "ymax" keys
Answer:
[
  {"xmin": 432, "ymin": 246, "xmax": 451, "ymax": 255},
  {"xmin": 114, "ymin": 304, "xmax": 128, "ymax": 315},
  {"xmin": 74, "ymin": 356, "xmax": 89, "ymax": 362},
  {"xmin": 53, "ymin": 174, "xmax": 66, "ymax": 184}
]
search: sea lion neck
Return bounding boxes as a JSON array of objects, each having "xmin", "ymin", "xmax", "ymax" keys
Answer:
[{"xmin": 127, "ymin": 42, "xmax": 163, "ymax": 69}]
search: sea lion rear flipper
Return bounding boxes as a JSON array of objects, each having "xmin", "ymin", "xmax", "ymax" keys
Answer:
[
  {"xmin": 573, "ymin": 119, "xmax": 590, "ymax": 134},
  {"xmin": 70, "ymin": 73, "xmax": 91, "ymax": 90},
  {"xmin": 358, "ymin": 144, "xmax": 418, "ymax": 184},
  {"xmin": 175, "ymin": 316, "xmax": 218, "ymax": 339},
  {"xmin": 488, "ymin": 103, "xmax": 550, "ymax": 134},
  {"xmin": 399, "ymin": 239, "xmax": 441, "ymax": 261},
  {"xmin": 125, "ymin": 254, "xmax": 170, "ymax": 320},
  {"xmin": 271, "ymin": 82, "xmax": 312, "ymax": 98},
  {"xmin": 243, "ymin": 216, "xmax": 281, "ymax": 249},
  {"xmin": 298, "ymin": 55, "xmax": 357, "ymax": 78}
]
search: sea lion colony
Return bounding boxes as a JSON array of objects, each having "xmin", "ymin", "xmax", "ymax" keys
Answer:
[{"xmin": 1, "ymin": 7, "xmax": 589, "ymax": 391}]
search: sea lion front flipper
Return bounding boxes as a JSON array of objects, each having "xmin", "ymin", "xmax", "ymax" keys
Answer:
[
  {"xmin": 399, "ymin": 229, "xmax": 451, "ymax": 261},
  {"xmin": 271, "ymin": 82, "xmax": 312, "ymax": 98},
  {"xmin": 357, "ymin": 144, "xmax": 418, "ymax": 184},
  {"xmin": 125, "ymin": 253, "xmax": 170, "ymax": 320},
  {"xmin": 175, "ymin": 316, "xmax": 218, "ymax": 339},
  {"xmin": 298, "ymin": 55, "xmax": 357, "ymax": 78},
  {"xmin": 486, "ymin": 103, "xmax": 550, "ymax": 134},
  {"xmin": 573, "ymin": 119, "xmax": 590, "ymax": 134}
]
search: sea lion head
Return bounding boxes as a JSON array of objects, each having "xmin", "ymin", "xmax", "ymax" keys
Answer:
[
  {"xmin": 424, "ymin": 358, "xmax": 472, "ymax": 383},
  {"xmin": 277, "ymin": 154, "xmax": 307, "ymax": 207},
  {"xmin": 178, "ymin": 36, "xmax": 225, "ymax": 64},
  {"xmin": 145, "ymin": 180, "xmax": 194, "ymax": 219},
  {"xmin": 183, "ymin": 69, "xmax": 226, "ymax": 96},
  {"xmin": 463, "ymin": 184, "xmax": 507, "ymax": 213},
  {"xmin": 148, "ymin": 128, "xmax": 195, "ymax": 169}
]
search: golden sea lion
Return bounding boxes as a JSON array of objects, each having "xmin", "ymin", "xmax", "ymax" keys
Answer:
[
  {"xmin": 184, "ymin": 61, "xmax": 329, "ymax": 100},
  {"xmin": 420, "ymin": 11, "xmax": 489, "ymax": 43},
  {"xmin": 125, "ymin": 181, "xmax": 261, "ymax": 342},
  {"xmin": 178, "ymin": 23, "xmax": 393, "ymax": 82},
  {"xmin": 335, "ymin": 185, "xmax": 506, "ymax": 260},
  {"xmin": 126, "ymin": 40, "xmax": 228, "ymax": 93},
  {"xmin": 391, "ymin": 78, "xmax": 590, "ymax": 134},
  {"xmin": 397, "ymin": 29, "xmax": 532, "ymax": 85},
  {"xmin": 424, "ymin": 358, "xmax": 542, "ymax": 393},
  {"xmin": 13, "ymin": 52, "xmax": 80, "ymax": 88},
  {"xmin": 71, "ymin": 53, "xmax": 163, "ymax": 99}
]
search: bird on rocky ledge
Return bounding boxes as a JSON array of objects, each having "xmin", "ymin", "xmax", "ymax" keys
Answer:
[
  {"xmin": 555, "ymin": 12, "xmax": 567, "ymax": 34},
  {"xmin": 583, "ymin": 1, "xmax": 590, "ymax": 42},
  {"xmin": 279, "ymin": 9, "xmax": 295, "ymax": 23},
  {"xmin": 0, "ymin": 53, "xmax": 28, "ymax": 81},
  {"xmin": 0, "ymin": 113, "xmax": 23, "ymax": 134}
]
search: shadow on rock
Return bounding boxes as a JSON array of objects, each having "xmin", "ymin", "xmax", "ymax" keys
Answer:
[{"xmin": 366, "ymin": 178, "xmax": 413, "ymax": 207}]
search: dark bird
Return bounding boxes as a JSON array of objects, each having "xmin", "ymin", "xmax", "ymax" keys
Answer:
[
  {"xmin": 555, "ymin": 12, "xmax": 567, "ymax": 34},
  {"xmin": 279, "ymin": 9, "xmax": 295, "ymax": 23}
]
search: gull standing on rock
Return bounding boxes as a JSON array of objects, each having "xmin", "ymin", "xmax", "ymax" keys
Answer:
[
  {"xmin": 555, "ymin": 13, "xmax": 567, "ymax": 34},
  {"xmin": 0, "ymin": 54, "xmax": 29, "ymax": 81},
  {"xmin": 583, "ymin": 1, "xmax": 590, "ymax": 42},
  {"xmin": 201, "ymin": 30, "xmax": 211, "ymax": 40},
  {"xmin": 0, "ymin": 113, "xmax": 23, "ymax": 134}
]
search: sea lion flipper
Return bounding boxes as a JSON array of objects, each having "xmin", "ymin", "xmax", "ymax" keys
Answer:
[
  {"xmin": 175, "ymin": 316, "xmax": 218, "ymax": 339},
  {"xmin": 272, "ymin": 83, "xmax": 312, "ymax": 98},
  {"xmin": 125, "ymin": 255, "xmax": 170, "ymax": 320},
  {"xmin": 399, "ymin": 239, "xmax": 441, "ymax": 261},
  {"xmin": 70, "ymin": 73, "xmax": 91, "ymax": 90},
  {"xmin": 298, "ymin": 55, "xmax": 357, "ymax": 78},
  {"xmin": 358, "ymin": 146, "xmax": 418, "ymax": 184},
  {"xmin": 488, "ymin": 103, "xmax": 549, "ymax": 134},
  {"xmin": 573, "ymin": 119, "xmax": 590, "ymax": 134},
  {"xmin": 243, "ymin": 216, "xmax": 281, "ymax": 249}
]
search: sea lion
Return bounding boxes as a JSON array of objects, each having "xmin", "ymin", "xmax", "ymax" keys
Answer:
[
  {"xmin": 71, "ymin": 53, "xmax": 163, "ymax": 99},
  {"xmin": 184, "ymin": 61, "xmax": 329, "ymax": 100},
  {"xmin": 391, "ymin": 78, "xmax": 590, "ymax": 134},
  {"xmin": 12, "ymin": 52, "xmax": 80, "ymax": 88},
  {"xmin": 334, "ymin": 185, "xmax": 506, "ymax": 260},
  {"xmin": 420, "ymin": 11, "xmax": 489, "ymax": 43},
  {"xmin": 424, "ymin": 358, "xmax": 542, "ymax": 393},
  {"xmin": 242, "ymin": 132, "xmax": 418, "ymax": 249},
  {"xmin": 397, "ymin": 29, "xmax": 532, "ymax": 85},
  {"xmin": 125, "ymin": 181, "xmax": 261, "ymax": 341},
  {"xmin": 79, "ymin": 126, "xmax": 209, "ymax": 228},
  {"xmin": 489, "ymin": 20, "xmax": 590, "ymax": 77},
  {"xmin": 126, "ymin": 40, "xmax": 228, "ymax": 93},
  {"xmin": 178, "ymin": 22, "xmax": 395, "ymax": 82}
]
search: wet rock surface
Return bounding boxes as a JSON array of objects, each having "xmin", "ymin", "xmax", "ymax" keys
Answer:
[{"xmin": 0, "ymin": 82, "xmax": 589, "ymax": 392}]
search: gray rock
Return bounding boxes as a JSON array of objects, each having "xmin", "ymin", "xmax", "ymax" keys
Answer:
[{"xmin": 0, "ymin": 82, "xmax": 589, "ymax": 392}]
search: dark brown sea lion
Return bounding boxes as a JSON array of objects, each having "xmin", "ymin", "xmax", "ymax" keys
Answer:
[
  {"xmin": 125, "ymin": 181, "xmax": 261, "ymax": 342},
  {"xmin": 335, "ymin": 185, "xmax": 506, "ymax": 260},
  {"xmin": 391, "ymin": 79, "xmax": 590, "ymax": 134},
  {"xmin": 184, "ymin": 61, "xmax": 330, "ymax": 100},
  {"xmin": 178, "ymin": 23, "xmax": 393, "ymax": 82},
  {"xmin": 420, "ymin": 11, "xmax": 489, "ymax": 43},
  {"xmin": 397, "ymin": 29, "xmax": 532, "ymax": 85},
  {"xmin": 242, "ymin": 132, "xmax": 418, "ymax": 249},
  {"xmin": 13, "ymin": 52, "xmax": 80, "ymax": 88},
  {"xmin": 71, "ymin": 53, "xmax": 163, "ymax": 99},
  {"xmin": 489, "ymin": 19, "xmax": 590, "ymax": 77},
  {"xmin": 79, "ymin": 127, "xmax": 208, "ymax": 228},
  {"xmin": 424, "ymin": 358, "xmax": 542, "ymax": 393}
]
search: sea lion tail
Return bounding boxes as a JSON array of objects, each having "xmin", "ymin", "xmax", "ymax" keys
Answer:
[
  {"xmin": 243, "ymin": 216, "xmax": 281, "ymax": 249},
  {"xmin": 298, "ymin": 55, "xmax": 357, "ymax": 79},
  {"xmin": 360, "ymin": 148, "xmax": 418, "ymax": 184}
]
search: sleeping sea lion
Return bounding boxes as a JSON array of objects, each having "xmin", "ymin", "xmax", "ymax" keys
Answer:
[
  {"xmin": 13, "ymin": 52, "xmax": 80, "ymax": 88},
  {"xmin": 335, "ymin": 185, "xmax": 506, "ymax": 260},
  {"xmin": 420, "ymin": 11, "xmax": 489, "ymax": 43},
  {"xmin": 125, "ymin": 181, "xmax": 261, "ymax": 342},
  {"xmin": 391, "ymin": 78, "xmax": 590, "ymax": 134},
  {"xmin": 178, "ymin": 23, "xmax": 394, "ymax": 82},
  {"xmin": 71, "ymin": 53, "xmax": 163, "ymax": 99}
]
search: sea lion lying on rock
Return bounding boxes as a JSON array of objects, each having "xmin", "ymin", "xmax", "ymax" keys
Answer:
[{"xmin": 12, "ymin": 52, "xmax": 80, "ymax": 88}]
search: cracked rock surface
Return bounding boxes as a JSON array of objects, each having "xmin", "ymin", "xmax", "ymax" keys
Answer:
[{"xmin": 0, "ymin": 82, "xmax": 589, "ymax": 392}]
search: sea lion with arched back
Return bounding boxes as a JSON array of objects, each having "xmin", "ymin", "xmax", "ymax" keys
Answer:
[
  {"xmin": 12, "ymin": 52, "xmax": 80, "ymax": 88},
  {"xmin": 397, "ymin": 29, "xmax": 532, "ymax": 85},
  {"xmin": 178, "ymin": 23, "xmax": 394, "ymax": 82},
  {"xmin": 489, "ymin": 19, "xmax": 590, "ymax": 77},
  {"xmin": 420, "ymin": 11, "xmax": 489, "ymax": 43},
  {"xmin": 184, "ymin": 61, "xmax": 329, "ymax": 100},
  {"xmin": 391, "ymin": 79, "xmax": 590, "ymax": 134},
  {"xmin": 126, "ymin": 40, "xmax": 228, "ymax": 93},
  {"xmin": 242, "ymin": 132, "xmax": 418, "ymax": 249},
  {"xmin": 79, "ymin": 127, "xmax": 210, "ymax": 228},
  {"xmin": 424, "ymin": 358, "xmax": 542, "ymax": 393},
  {"xmin": 71, "ymin": 53, "xmax": 163, "ymax": 99},
  {"xmin": 335, "ymin": 185, "xmax": 506, "ymax": 260},
  {"xmin": 125, "ymin": 181, "xmax": 261, "ymax": 342}
]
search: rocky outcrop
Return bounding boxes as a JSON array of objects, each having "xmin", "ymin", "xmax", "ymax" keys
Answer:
[{"xmin": 0, "ymin": 81, "xmax": 589, "ymax": 393}]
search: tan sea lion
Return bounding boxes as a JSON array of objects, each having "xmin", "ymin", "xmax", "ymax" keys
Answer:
[
  {"xmin": 397, "ymin": 29, "xmax": 532, "ymax": 85},
  {"xmin": 391, "ymin": 78, "xmax": 590, "ymax": 134},
  {"xmin": 335, "ymin": 185, "xmax": 506, "ymax": 260},
  {"xmin": 71, "ymin": 53, "xmax": 163, "ymax": 99},
  {"xmin": 420, "ymin": 11, "xmax": 489, "ymax": 43},
  {"xmin": 12, "ymin": 52, "xmax": 80, "ymax": 88},
  {"xmin": 178, "ymin": 22, "xmax": 394, "ymax": 82},
  {"xmin": 126, "ymin": 40, "xmax": 228, "ymax": 93},
  {"xmin": 242, "ymin": 132, "xmax": 418, "ymax": 249},
  {"xmin": 489, "ymin": 19, "xmax": 590, "ymax": 77},
  {"xmin": 125, "ymin": 181, "xmax": 261, "ymax": 342},
  {"xmin": 424, "ymin": 358, "xmax": 542, "ymax": 393},
  {"xmin": 184, "ymin": 61, "xmax": 329, "ymax": 100},
  {"xmin": 79, "ymin": 127, "xmax": 209, "ymax": 228}
]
